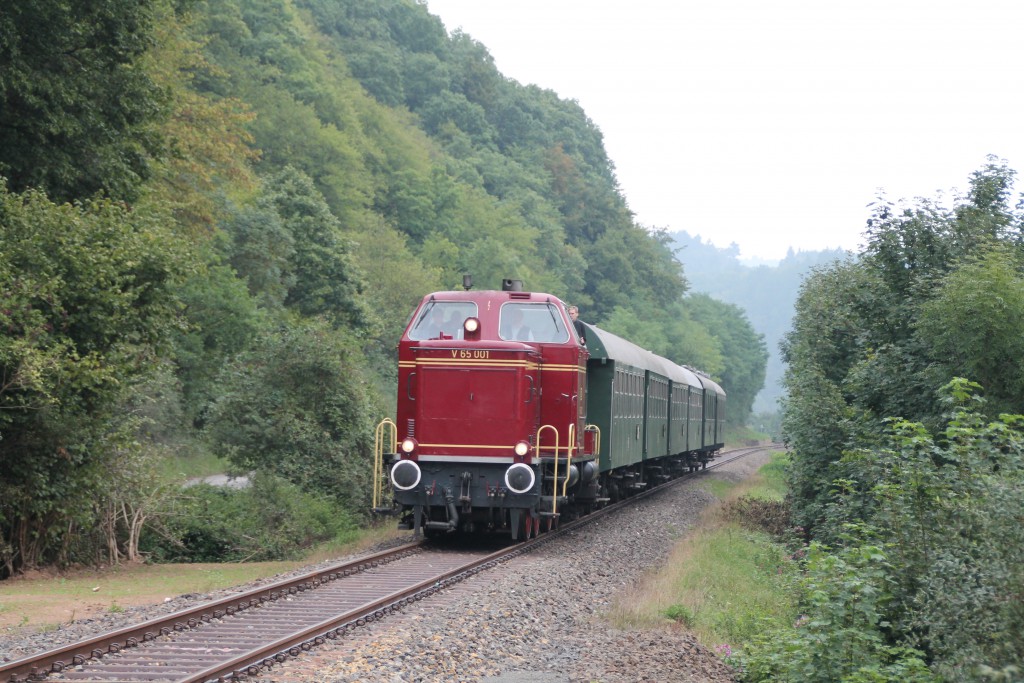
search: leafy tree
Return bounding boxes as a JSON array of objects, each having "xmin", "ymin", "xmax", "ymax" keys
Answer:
[
  {"xmin": 0, "ymin": 183, "xmax": 186, "ymax": 575},
  {"xmin": 688, "ymin": 293, "xmax": 767, "ymax": 425},
  {"xmin": 916, "ymin": 246, "xmax": 1024, "ymax": 417},
  {"xmin": 0, "ymin": 0, "xmax": 170, "ymax": 202},
  {"xmin": 224, "ymin": 195, "xmax": 295, "ymax": 308},
  {"xmin": 137, "ymin": 2, "xmax": 258, "ymax": 231},
  {"xmin": 779, "ymin": 159, "xmax": 1024, "ymax": 678},
  {"xmin": 265, "ymin": 166, "xmax": 373, "ymax": 330},
  {"xmin": 781, "ymin": 159, "xmax": 1024, "ymax": 534},
  {"xmin": 801, "ymin": 382, "xmax": 1024, "ymax": 679},
  {"xmin": 171, "ymin": 259, "xmax": 264, "ymax": 424},
  {"xmin": 203, "ymin": 321, "xmax": 376, "ymax": 516}
]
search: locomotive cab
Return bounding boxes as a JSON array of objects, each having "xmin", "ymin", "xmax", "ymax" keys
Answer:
[{"xmin": 379, "ymin": 286, "xmax": 593, "ymax": 540}]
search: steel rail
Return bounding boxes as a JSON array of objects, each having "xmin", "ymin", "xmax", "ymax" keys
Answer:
[
  {"xmin": 184, "ymin": 543, "xmax": 533, "ymax": 683},
  {"xmin": 0, "ymin": 542, "xmax": 423, "ymax": 683},
  {"xmin": 186, "ymin": 443, "xmax": 775, "ymax": 683},
  {"xmin": 1, "ymin": 444, "xmax": 776, "ymax": 683}
]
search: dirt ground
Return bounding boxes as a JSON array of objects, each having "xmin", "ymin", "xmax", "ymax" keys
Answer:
[{"xmin": 0, "ymin": 560, "xmax": 308, "ymax": 633}]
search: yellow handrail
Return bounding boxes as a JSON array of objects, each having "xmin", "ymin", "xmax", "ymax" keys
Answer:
[
  {"xmin": 536, "ymin": 424, "xmax": 560, "ymax": 517},
  {"xmin": 373, "ymin": 418, "xmax": 397, "ymax": 510}
]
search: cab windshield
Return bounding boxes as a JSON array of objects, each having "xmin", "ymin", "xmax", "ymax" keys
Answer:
[
  {"xmin": 498, "ymin": 302, "xmax": 569, "ymax": 343},
  {"xmin": 408, "ymin": 301, "xmax": 478, "ymax": 340}
]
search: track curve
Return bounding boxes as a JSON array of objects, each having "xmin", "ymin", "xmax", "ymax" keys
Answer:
[{"xmin": 2, "ymin": 445, "xmax": 776, "ymax": 683}]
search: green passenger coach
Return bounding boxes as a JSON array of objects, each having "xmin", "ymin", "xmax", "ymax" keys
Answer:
[{"xmin": 583, "ymin": 324, "xmax": 725, "ymax": 500}]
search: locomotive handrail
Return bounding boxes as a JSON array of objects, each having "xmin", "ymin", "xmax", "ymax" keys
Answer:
[
  {"xmin": 373, "ymin": 419, "xmax": 397, "ymax": 511},
  {"xmin": 563, "ymin": 422, "xmax": 576, "ymax": 497},
  {"xmin": 585, "ymin": 424, "xmax": 601, "ymax": 456},
  {"xmin": 536, "ymin": 424, "xmax": 560, "ymax": 518}
]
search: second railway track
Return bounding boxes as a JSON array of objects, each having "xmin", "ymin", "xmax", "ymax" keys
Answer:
[{"xmin": 1, "ymin": 445, "xmax": 770, "ymax": 683}]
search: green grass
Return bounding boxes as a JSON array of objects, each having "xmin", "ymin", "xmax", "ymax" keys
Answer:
[
  {"xmin": 743, "ymin": 450, "xmax": 789, "ymax": 502},
  {"xmin": 701, "ymin": 478, "xmax": 734, "ymax": 499},
  {"xmin": 0, "ymin": 520, "xmax": 410, "ymax": 632},
  {"xmin": 670, "ymin": 526, "xmax": 797, "ymax": 644},
  {"xmin": 725, "ymin": 424, "xmax": 771, "ymax": 446},
  {"xmin": 607, "ymin": 451, "xmax": 799, "ymax": 652},
  {"xmin": 155, "ymin": 448, "xmax": 231, "ymax": 483}
]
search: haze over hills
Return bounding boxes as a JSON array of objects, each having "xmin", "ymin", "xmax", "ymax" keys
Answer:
[{"xmin": 671, "ymin": 231, "xmax": 848, "ymax": 413}]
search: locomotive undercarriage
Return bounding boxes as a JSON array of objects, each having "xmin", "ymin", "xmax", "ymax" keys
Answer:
[
  {"xmin": 391, "ymin": 449, "xmax": 719, "ymax": 540},
  {"xmin": 392, "ymin": 457, "xmax": 601, "ymax": 540}
]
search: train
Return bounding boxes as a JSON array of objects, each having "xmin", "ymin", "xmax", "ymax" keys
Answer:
[{"xmin": 372, "ymin": 279, "xmax": 726, "ymax": 540}]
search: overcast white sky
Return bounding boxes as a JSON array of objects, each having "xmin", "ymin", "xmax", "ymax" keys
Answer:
[{"xmin": 425, "ymin": 0, "xmax": 1024, "ymax": 262}]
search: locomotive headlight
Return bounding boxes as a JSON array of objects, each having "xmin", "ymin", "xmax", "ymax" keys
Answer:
[
  {"xmin": 513, "ymin": 440, "xmax": 530, "ymax": 457},
  {"xmin": 463, "ymin": 317, "xmax": 480, "ymax": 333},
  {"xmin": 504, "ymin": 463, "xmax": 535, "ymax": 494},
  {"xmin": 391, "ymin": 459, "xmax": 422, "ymax": 491},
  {"xmin": 400, "ymin": 437, "xmax": 417, "ymax": 454}
]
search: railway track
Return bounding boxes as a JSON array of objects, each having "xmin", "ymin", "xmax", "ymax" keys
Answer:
[{"xmin": 1, "ymin": 444, "xmax": 772, "ymax": 683}]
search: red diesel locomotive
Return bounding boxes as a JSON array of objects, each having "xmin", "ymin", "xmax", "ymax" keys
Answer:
[{"xmin": 373, "ymin": 280, "xmax": 725, "ymax": 540}]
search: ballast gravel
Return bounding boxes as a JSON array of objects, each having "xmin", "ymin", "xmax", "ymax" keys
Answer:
[
  {"xmin": 1, "ymin": 452, "xmax": 770, "ymax": 681},
  {"xmin": 252, "ymin": 453, "xmax": 769, "ymax": 683}
]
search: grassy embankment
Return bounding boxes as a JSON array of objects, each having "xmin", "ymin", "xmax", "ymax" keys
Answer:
[
  {"xmin": 606, "ymin": 449, "xmax": 798, "ymax": 662},
  {"xmin": 0, "ymin": 522, "xmax": 409, "ymax": 633},
  {"xmin": 0, "ymin": 449, "xmax": 410, "ymax": 633}
]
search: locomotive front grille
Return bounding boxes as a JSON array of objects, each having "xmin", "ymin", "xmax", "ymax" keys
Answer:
[{"xmin": 407, "ymin": 418, "xmax": 416, "ymax": 438}]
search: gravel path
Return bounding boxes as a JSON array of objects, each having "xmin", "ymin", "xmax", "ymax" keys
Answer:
[{"xmin": 2, "ymin": 451, "xmax": 769, "ymax": 681}]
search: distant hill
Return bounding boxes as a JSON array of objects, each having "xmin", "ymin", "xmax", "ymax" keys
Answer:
[{"xmin": 671, "ymin": 231, "xmax": 848, "ymax": 413}]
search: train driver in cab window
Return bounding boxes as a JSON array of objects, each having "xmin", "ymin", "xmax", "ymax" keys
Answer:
[
  {"xmin": 410, "ymin": 302, "xmax": 476, "ymax": 340},
  {"xmin": 500, "ymin": 306, "xmax": 534, "ymax": 341}
]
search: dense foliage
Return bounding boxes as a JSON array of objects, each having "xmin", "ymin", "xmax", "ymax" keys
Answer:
[
  {"xmin": 0, "ymin": 183, "xmax": 187, "ymax": 574},
  {"xmin": 0, "ymin": 0, "xmax": 171, "ymax": 202},
  {"xmin": 758, "ymin": 162, "xmax": 1024, "ymax": 680},
  {"xmin": 0, "ymin": 0, "xmax": 764, "ymax": 574},
  {"xmin": 142, "ymin": 475, "xmax": 357, "ymax": 562}
]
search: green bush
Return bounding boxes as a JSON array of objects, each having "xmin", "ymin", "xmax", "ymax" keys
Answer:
[
  {"xmin": 141, "ymin": 474, "xmax": 355, "ymax": 562},
  {"xmin": 203, "ymin": 320, "xmax": 376, "ymax": 519},
  {"xmin": 664, "ymin": 604, "xmax": 694, "ymax": 626},
  {"xmin": 724, "ymin": 496, "xmax": 791, "ymax": 537},
  {"xmin": 742, "ymin": 382, "xmax": 1024, "ymax": 680},
  {"xmin": 737, "ymin": 541, "xmax": 934, "ymax": 683}
]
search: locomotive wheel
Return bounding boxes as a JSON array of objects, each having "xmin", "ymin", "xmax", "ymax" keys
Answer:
[{"xmin": 520, "ymin": 509, "xmax": 533, "ymax": 540}]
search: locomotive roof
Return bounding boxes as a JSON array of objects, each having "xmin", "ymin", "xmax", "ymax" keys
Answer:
[
  {"xmin": 421, "ymin": 289, "xmax": 562, "ymax": 302},
  {"xmin": 584, "ymin": 324, "xmax": 702, "ymax": 390}
]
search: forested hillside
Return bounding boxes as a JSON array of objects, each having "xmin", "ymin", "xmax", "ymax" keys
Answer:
[
  {"xmin": 0, "ymin": 0, "xmax": 765, "ymax": 576},
  {"xmin": 672, "ymin": 232, "xmax": 845, "ymax": 413}
]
